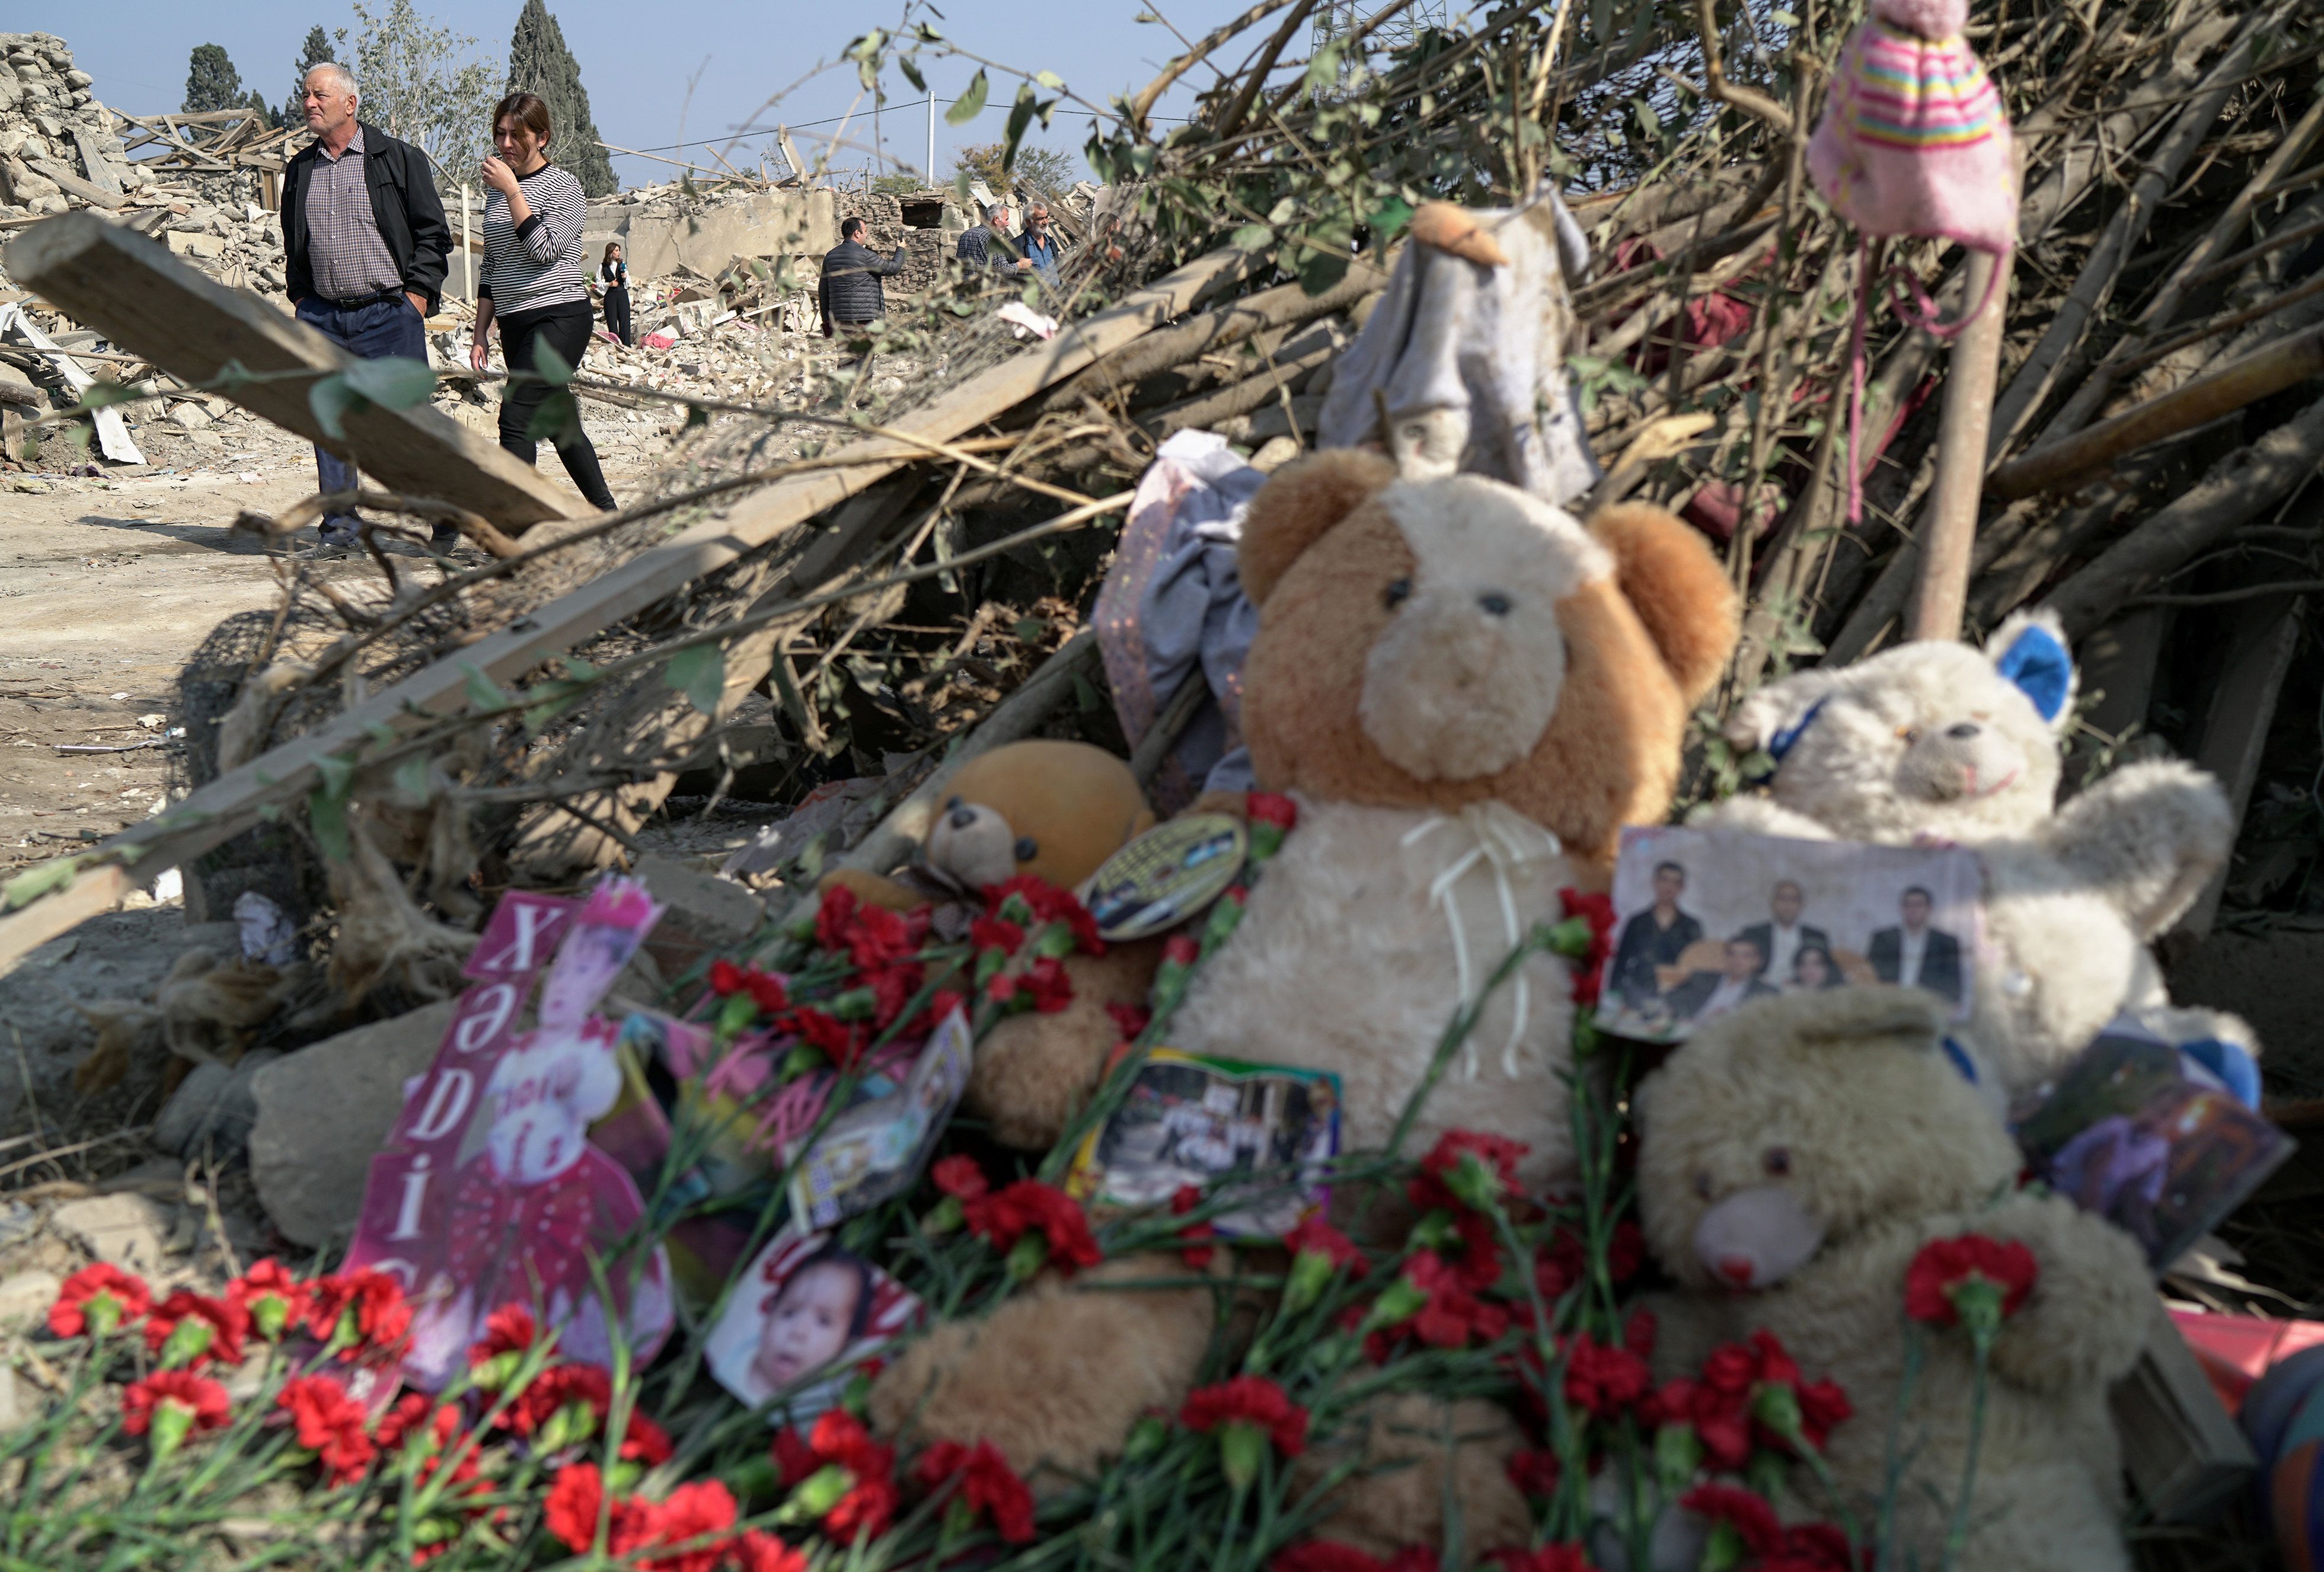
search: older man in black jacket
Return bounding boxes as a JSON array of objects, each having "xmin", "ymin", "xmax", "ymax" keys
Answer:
[
  {"xmin": 280, "ymin": 62, "xmax": 448, "ymax": 549},
  {"xmin": 819, "ymin": 216, "xmax": 907, "ymax": 337}
]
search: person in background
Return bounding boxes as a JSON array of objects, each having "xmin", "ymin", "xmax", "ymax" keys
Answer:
[
  {"xmin": 819, "ymin": 215, "xmax": 906, "ymax": 337},
  {"xmin": 468, "ymin": 91, "xmax": 617, "ymax": 524},
  {"xmin": 279, "ymin": 62, "xmax": 448, "ymax": 553},
  {"xmin": 1867, "ymin": 885, "xmax": 1965, "ymax": 1003},
  {"xmin": 1611, "ymin": 860, "xmax": 1704, "ymax": 1007},
  {"xmin": 1020, "ymin": 202, "xmax": 1062, "ymax": 291},
  {"xmin": 956, "ymin": 202, "xmax": 1030, "ymax": 281},
  {"xmin": 594, "ymin": 241, "xmax": 633, "ymax": 347}
]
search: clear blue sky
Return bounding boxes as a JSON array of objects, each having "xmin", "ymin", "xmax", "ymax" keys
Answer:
[{"xmin": 55, "ymin": 0, "xmax": 1278, "ymax": 190}]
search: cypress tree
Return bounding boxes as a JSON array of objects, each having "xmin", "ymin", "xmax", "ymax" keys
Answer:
[
  {"xmin": 183, "ymin": 44, "xmax": 248, "ymax": 115},
  {"xmin": 505, "ymin": 0, "xmax": 618, "ymax": 197}
]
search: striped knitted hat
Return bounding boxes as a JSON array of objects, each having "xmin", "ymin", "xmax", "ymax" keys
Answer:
[{"xmin": 1808, "ymin": 0, "xmax": 2016, "ymax": 257}]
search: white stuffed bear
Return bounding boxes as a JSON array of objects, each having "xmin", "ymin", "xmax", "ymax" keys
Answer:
[{"xmin": 1700, "ymin": 612, "xmax": 2245, "ymax": 1098}]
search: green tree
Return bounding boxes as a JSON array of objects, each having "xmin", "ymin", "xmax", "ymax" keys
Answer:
[
  {"xmin": 952, "ymin": 140, "xmax": 1076, "ymax": 199},
  {"xmin": 183, "ymin": 43, "xmax": 249, "ymax": 114},
  {"xmin": 282, "ymin": 25, "xmax": 336, "ymax": 129},
  {"xmin": 340, "ymin": 0, "xmax": 502, "ymax": 190},
  {"xmin": 505, "ymin": 0, "xmax": 617, "ymax": 197},
  {"xmin": 870, "ymin": 172, "xmax": 923, "ymax": 197}
]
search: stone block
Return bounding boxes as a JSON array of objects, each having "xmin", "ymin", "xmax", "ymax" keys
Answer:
[
  {"xmin": 152, "ymin": 1049, "xmax": 279, "ymax": 1159},
  {"xmin": 248, "ymin": 998, "xmax": 456, "ymax": 1249},
  {"xmin": 0, "ymin": 1270, "xmax": 59, "ymax": 1331},
  {"xmin": 165, "ymin": 229, "xmax": 225, "ymax": 260},
  {"xmin": 49, "ymin": 1193, "xmax": 171, "ymax": 1274}
]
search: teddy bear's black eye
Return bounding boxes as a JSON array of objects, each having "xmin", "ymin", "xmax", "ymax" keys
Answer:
[
  {"xmin": 1384, "ymin": 577, "xmax": 1412, "ymax": 609},
  {"xmin": 944, "ymin": 795, "xmax": 964, "ymax": 811},
  {"xmin": 1763, "ymin": 1146, "xmax": 1792, "ymax": 1177},
  {"xmin": 1693, "ymin": 1171, "xmax": 1713, "ymax": 1200},
  {"xmin": 1014, "ymin": 836, "xmax": 1039, "ymax": 863},
  {"xmin": 1478, "ymin": 592, "xmax": 1512, "ymax": 616}
]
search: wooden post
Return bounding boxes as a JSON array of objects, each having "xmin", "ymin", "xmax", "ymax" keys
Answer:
[
  {"xmin": 1907, "ymin": 247, "xmax": 2012, "ymax": 643},
  {"xmin": 5, "ymin": 212, "xmax": 578, "ymax": 531}
]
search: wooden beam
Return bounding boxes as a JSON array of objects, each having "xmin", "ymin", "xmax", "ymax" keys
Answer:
[
  {"xmin": 4, "ymin": 212, "xmax": 579, "ymax": 530},
  {"xmin": 22, "ymin": 158, "xmax": 125, "ymax": 212},
  {"xmin": 0, "ymin": 241, "xmax": 1263, "ymax": 965},
  {"xmin": 1908, "ymin": 248, "xmax": 2012, "ymax": 642},
  {"xmin": 66, "ymin": 128, "xmax": 122, "ymax": 199}
]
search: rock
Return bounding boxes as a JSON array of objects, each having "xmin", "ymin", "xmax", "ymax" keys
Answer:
[
  {"xmin": 151, "ymin": 1049, "xmax": 279, "ymax": 1159},
  {"xmin": 167, "ymin": 401, "xmax": 213, "ymax": 431},
  {"xmin": 248, "ymin": 999, "xmax": 456, "ymax": 1249},
  {"xmin": 634, "ymin": 852, "xmax": 765, "ymax": 979},
  {"xmin": 0, "ymin": 1200, "xmax": 36, "ymax": 1251},
  {"xmin": 0, "ymin": 1270, "xmax": 59, "ymax": 1331},
  {"xmin": 165, "ymin": 230, "xmax": 225, "ymax": 261},
  {"xmin": 0, "ymin": 1366, "xmax": 21, "ymax": 1436},
  {"xmin": 48, "ymin": 1193, "xmax": 171, "ymax": 1273}
]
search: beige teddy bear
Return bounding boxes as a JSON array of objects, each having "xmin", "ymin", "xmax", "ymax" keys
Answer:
[
  {"xmin": 1702, "ymin": 611, "xmax": 2244, "ymax": 1097},
  {"xmin": 1635, "ymin": 987, "xmax": 2154, "ymax": 1572},
  {"xmin": 870, "ymin": 450, "xmax": 1739, "ymax": 1548}
]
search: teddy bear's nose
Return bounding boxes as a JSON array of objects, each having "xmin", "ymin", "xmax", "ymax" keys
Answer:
[
  {"xmin": 1477, "ymin": 592, "xmax": 1512, "ymax": 616},
  {"xmin": 949, "ymin": 805, "xmax": 977, "ymax": 830},
  {"xmin": 1946, "ymin": 722, "xmax": 1981, "ymax": 740},
  {"xmin": 1715, "ymin": 1254, "xmax": 1757, "ymax": 1287}
]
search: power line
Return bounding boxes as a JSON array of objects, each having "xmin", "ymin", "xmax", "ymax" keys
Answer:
[{"xmin": 611, "ymin": 99, "xmax": 1186, "ymax": 158}]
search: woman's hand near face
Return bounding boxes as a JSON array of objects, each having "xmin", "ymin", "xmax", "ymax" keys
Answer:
[{"xmin": 480, "ymin": 154, "xmax": 518, "ymax": 196}]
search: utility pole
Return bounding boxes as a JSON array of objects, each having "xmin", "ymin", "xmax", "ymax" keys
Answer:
[{"xmin": 925, "ymin": 91, "xmax": 936, "ymax": 186}]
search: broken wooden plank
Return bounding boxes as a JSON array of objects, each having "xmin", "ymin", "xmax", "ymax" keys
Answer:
[
  {"xmin": 22, "ymin": 157, "xmax": 124, "ymax": 211},
  {"xmin": 1987, "ymin": 322, "xmax": 2324, "ymax": 501},
  {"xmin": 66, "ymin": 127, "xmax": 122, "ymax": 199},
  {"xmin": 0, "ymin": 241, "xmax": 1264, "ymax": 967},
  {"xmin": 0, "ymin": 300, "xmax": 142, "ymax": 463},
  {"xmin": 2182, "ymin": 590, "xmax": 2307, "ymax": 935},
  {"xmin": 1908, "ymin": 248, "xmax": 2011, "ymax": 642},
  {"xmin": 2, "ymin": 212, "xmax": 579, "ymax": 529}
]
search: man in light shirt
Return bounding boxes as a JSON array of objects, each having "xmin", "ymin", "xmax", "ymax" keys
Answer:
[
  {"xmin": 1738, "ymin": 880, "xmax": 1828, "ymax": 985},
  {"xmin": 1868, "ymin": 886, "xmax": 1964, "ymax": 1002}
]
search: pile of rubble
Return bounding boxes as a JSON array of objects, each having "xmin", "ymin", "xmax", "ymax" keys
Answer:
[{"xmin": 0, "ymin": 32, "xmax": 154, "ymax": 218}]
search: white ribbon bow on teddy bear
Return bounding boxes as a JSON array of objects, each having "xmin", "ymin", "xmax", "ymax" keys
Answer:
[{"xmin": 1400, "ymin": 801, "xmax": 1563, "ymax": 1080}]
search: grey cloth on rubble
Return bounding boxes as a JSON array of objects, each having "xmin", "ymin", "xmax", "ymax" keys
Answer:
[
  {"xmin": 1094, "ymin": 431, "xmax": 1267, "ymax": 809},
  {"xmin": 1318, "ymin": 186, "xmax": 1600, "ymax": 507}
]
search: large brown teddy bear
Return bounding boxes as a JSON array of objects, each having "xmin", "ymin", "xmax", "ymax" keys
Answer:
[{"xmin": 870, "ymin": 452, "xmax": 1738, "ymax": 1548}]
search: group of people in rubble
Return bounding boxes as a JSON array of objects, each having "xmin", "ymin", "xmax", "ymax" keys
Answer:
[{"xmin": 280, "ymin": 56, "xmax": 1073, "ymax": 552}]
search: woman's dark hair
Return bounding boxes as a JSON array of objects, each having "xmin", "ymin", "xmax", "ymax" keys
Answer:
[
  {"xmin": 759, "ymin": 1242, "xmax": 876, "ymax": 1342},
  {"xmin": 1792, "ymin": 943, "xmax": 1843, "ymax": 989},
  {"xmin": 493, "ymin": 91, "xmax": 553, "ymax": 148},
  {"xmin": 601, "ymin": 241, "xmax": 622, "ymax": 267}
]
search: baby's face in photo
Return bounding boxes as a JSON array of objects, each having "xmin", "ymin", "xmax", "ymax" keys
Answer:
[{"xmin": 750, "ymin": 1260, "xmax": 861, "ymax": 1392}]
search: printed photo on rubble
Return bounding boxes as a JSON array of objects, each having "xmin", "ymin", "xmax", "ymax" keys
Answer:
[
  {"xmin": 1067, "ymin": 1049, "xmax": 1340, "ymax": 1236},
  {"xmin": 1598, "ymin": 826, "xmax": 1985, "ymax": 1043},
  {"xmin": 704, "ymin": 1229, "xmax": 923, "ymax": 1420}
]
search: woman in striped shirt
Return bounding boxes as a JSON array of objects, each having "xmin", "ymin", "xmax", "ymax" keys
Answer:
[{"xmin": 467, "ymin": 91, "xmax": 617, "ymax": 511}]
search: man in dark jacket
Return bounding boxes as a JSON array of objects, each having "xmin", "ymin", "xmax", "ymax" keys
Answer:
[
  {"xmin": 279, "ymin": 62, "xmax": 449, "ymax": 549},
  {"xmin": 819, "ymin": 216, "xmax": 907, "ymax": 336}
]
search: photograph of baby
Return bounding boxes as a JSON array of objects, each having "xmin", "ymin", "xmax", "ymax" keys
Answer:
[
  {"xmin": 1067, "ymin": 1050, "xmax": 1340, "ymax": 1237},
  {"xmin": 2018, "ymin": 1025, "xmax": 2293, "ymax": 1269},
  {"xmin": 704, "ymin": 1230, "xmax": 923, "ymax": 1420},
  {"xmin": 1598, "ymin": 826, "xmax": 1983, "ymax": 1043}
]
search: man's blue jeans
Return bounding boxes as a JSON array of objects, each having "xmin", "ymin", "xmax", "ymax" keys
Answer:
[{"xmin": 294, "ymin": 293, "xmax": 428, "ymax": 535}]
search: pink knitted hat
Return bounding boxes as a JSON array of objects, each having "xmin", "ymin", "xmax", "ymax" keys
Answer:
[
  {"xmin": 1809, "ymin": 0, "xmax": 2016, "ymax": 522},
  {"xmin": 1809, "ymin": 0, "xmax": 2016, "ymax": 255}
]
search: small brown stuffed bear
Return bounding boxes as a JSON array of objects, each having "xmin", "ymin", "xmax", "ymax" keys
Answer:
[
  {"xmin": 872, "ymin": 453, "xmax": 1739, "ymax": 1549},
  {"xmin": 822, "ymin": 739, "xmax": 1164, "ymax": 1147}
]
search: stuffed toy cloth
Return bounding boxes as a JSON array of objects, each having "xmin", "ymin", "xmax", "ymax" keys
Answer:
[
  {"xmin": 1318, "ymin": 187, "xmax": 1601, "ymax": 507},
  {"xmin": 1809, "ymin": 0, "xmax": 2017, "ymax": 520}
]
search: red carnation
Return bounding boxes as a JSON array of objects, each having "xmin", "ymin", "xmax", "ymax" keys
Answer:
[
  {"xmin": 641, "ymin": 1478, "xmax": 744, "ymax": 1572},
  {"xmin": 48, "ymin": 1262, "xmax": 151, "ymax": 1338},
  {"xmin": 970, "ymin": 916, "xmax": 1025, "ymax": 956},
  {"xmin": 963, "ymin": 1178, "xmax": 1103, "ymax": 1274},
  {"xmin": 503, "ymin": 1362, "xmax": 614, "ymax": 1440},
  {"xmin": 1106, "ymin": 1000, "xmax": 1153, "ymax": 1040},
  {"xmin": 1553, "ymin": 887, "xmax": 1617, "ymax": 1006},
  {"xmin": 1181, "ymin": 1375, "xmax": 1309, "ymax": 1485},
  {"xmin": 468, "ymin": 1302, "xmax": 538, "ymax": 1383},
  {"xmin": 224, "ymin": 1258, "xmax": 308, "ymax": 1341},
  {"xmin": 790, "ymin": 1007, "xmax": 868, "ymax": 1072},
  {"xmin": 1163, "ymin": 934, "xmax": 1201, "ymax": 967},
  {"xmin": 122, "ymin": 1368, "xmax": 231, "ymax": 1453},
  {"xmin": 710, "ymin": 958, "xmax": 747, "ymax": 996},
  {"xmin": 772, "ymin": 1410, "xmax": 899, "ymax": 1540},
  {"xmin": 279, "ymin": 1373, "xmax": 377, "ymax": 1484},
  {"xmin": 1273, "ymin": 1544, "xmax": 1436, "ymax": 1572},
  {"xmin": 1563, "ymin": 1331, "xmax": 1654, "ymax": 1418},
  {"xmin": 543, "ymin": 1463, "xmax": 660, "ymax": 1557},
  {"xmin": 1506, "ymin": 1448, "xmax": 1561, "ymax": 1499},
  {"xmin": 1535, "ymin": 1218, "xmax": 1644, "ymax": 1301},
  {"xmin": 1905, "ymin": 1234, "xmax": 2038, "ymax": 1337},
  {"xmin": 144, "ymin": 1289, "xmax": 250, "ymax": 1370},
  {"xmin": 1681, "ymin": 1483, "xmax": 1783, "ymax": 1558},
  {"xmin": 745, "ymin": 969, "xmax": 790, "ymax": 1014},
  {"xmin": 1284, "ymin": 1216, "xmax": 1362, "ymax": 1270},
  {"xmin": 1393, "ymin": 1250, "xmax": 1509, "ymax": 1350},
  {"xmin": 916, "ymin": 1438, "xmax": 1037, "ymax": 1543},
  {"xmin": 1410, "ymin": 1130, "xmax": 1528, "ymax": 1214},
  {"xmin": 984, "ymin": 875, "xmax": 1104, "ymax": 954},
  {"xmin": 375, "ymin": 1392, "xmax": 460, "ymax": 1454},
  {"xmin": 734, "ymin": 1531, "xmax": 810, "ymax": 1572},
  {"xmin": 304, "ymin": 1268, "xmax": 411, "ymax": 1360},
  {"xmin": 933, "ymin": 1154, "xmax": 988, "ymax": 1200}
]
